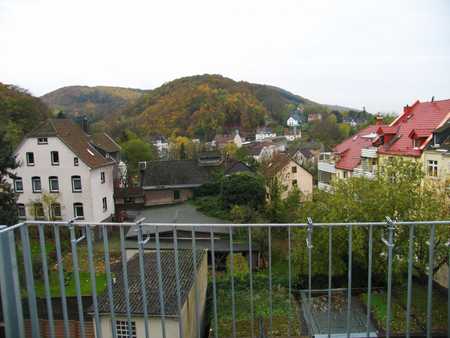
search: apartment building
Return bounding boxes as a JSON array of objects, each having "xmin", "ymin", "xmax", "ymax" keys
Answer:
[{"xmin": 11, "ymin": 119, "xmax": 119, "ymax": 222}]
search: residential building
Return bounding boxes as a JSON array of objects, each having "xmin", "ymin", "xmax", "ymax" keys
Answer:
[
  {"xmin": 264, "ymin": 153, "xmax": 313, "ymax": 200},
  {"xmin": 11, "ymin": 119, "xmax": 116, "ymax": 222},
  {"xmin": 255, "ymin": 127, "xmax": 276, "ymax": 141},
  {"xmin": 151, "ymin": 136, "xmax": 169, "ymax": 159},
  {"xmin": 214, "ymin": 130, "xmax": 242, "ymax": 149},
  {"xmin": 96, "ymin": 250, "xmax": 208, "ymax": 338},
  {"xmin": 289, "ymin": 147, "xmax": 315, "ymax": 166},
  {"xmin": 307, "ymin": 112, "xmax": 322, "ymax": 122}
]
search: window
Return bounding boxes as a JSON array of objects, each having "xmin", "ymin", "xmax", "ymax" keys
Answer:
[
  {"xmin": 102, "ymin": 197, "xmax": 107, "ymax": 211},
  {"xmin": 34, "ymin": 203, "xmax": 44, "ymax": 219},
  {"xmin": 37, "ymin": 137, "xmax": 48, "ymax": 144},
  {"xmin": 32, "ymin": 177, "xmax": 41, "ymax": 193},
  {"xmin": 291, "ymin": 166, "xmax": 297, "ymax": 173},
  {"xmin": 51, "ymin": 203, "xmax": 62, "ymax": 219},
  {"xmin": 101, "ymin": 171, "xmax": 105, "ymax": 184},
  {"xmin": 292, "ymin": 179, "xmax": 298, "ymax": 187},
  {"xmin": 26, "ymin": 152, "xmax": 35, "ymax": 166},
  {"xmin": 74, "ymin": 157, "xmax": 79, "ymax": 166},
  {"xmin": 17, "ymin": 204, "xmax": 26, "ymax": 219},
  {"xmin": 14, "ymin": 177, "xmax": 23, "ymax": 192},
  {"xmin": 173, "ymin": 190, "xmax": 181, "ymax": 200},
  {"xmin": 72, "ymin": 176, "xmax": 82, "ymax": 192},
  {"xmin": 427, "ymin": 160, "xmax": 438, "ymax": 177},
  {"xmin": 116, "ymin": 320, "xmax": 137, "ymax": 338},
  {"xmin": 51, "ymin": 151, "xmax": 59, "ymax": 165},
  {"xmin": 73, "ymin": 203, "xmax": 84, "ymax": 219},
  {"xmin": 49, "ymin": 176, "xmax": 59, "ymax": 192}
]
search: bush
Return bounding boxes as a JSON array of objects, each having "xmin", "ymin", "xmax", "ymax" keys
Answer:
[
  {"xmin": 222, "ymin": 172, "xmax": 265, "ymax": 209},
  {"xmin": 226, "ymin": 253, "xmax": 249, "ymax": 280}
]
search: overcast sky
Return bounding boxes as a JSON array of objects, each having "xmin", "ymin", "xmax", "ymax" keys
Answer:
[{"xmin": 1, "ymin": 0, "xmax": 449, "ymax": 114}]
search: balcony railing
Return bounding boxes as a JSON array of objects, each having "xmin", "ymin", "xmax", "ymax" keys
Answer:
[{"xmin": 0, "ymin": 220, "xmax": 449, "ymax": 338}]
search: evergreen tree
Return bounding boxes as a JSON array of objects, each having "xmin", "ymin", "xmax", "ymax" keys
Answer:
[{"xmin": 0, "ymin": 133, "xmax": 19, "ymax": 225}]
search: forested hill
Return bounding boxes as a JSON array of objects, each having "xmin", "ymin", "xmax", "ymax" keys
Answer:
[
  {"xmin": 41, "ymin": 74, "xmax": 364, "ymax": 140},
  {"xmin": 41, "ymin": 85, "xmax": 147, "ymax": 121},
  {"xmin": 0, "ymin": 83, "xmax": 51, "ymax": 146}
]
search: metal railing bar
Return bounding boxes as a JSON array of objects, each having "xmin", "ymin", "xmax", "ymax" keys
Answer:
[
  {"xmin": 447, "ymin": 239, "xmax": 449, "ymax": 338},
  {"xmin": 229, "ymin": 226, "xmax": 237, "ymax": 338},
  {"xmin": 53, "ymin": 225, "xmax": 70, "ymax": 338},
  {"xmin": 210, "ymin": 226, "xmax": 219, "ymax": 338},
  {"xmin": 426, "ymin": 223, "xmax": 436, "ymax": 338},
  {"xmin": 137, "ymin": 224, "xmax": 150, "ymax": 338},
  {"xmin": 102, "ymin": 225, "xmax": 117, "ymax": 338},
  {"xmin": 119, "ymin": 226, "xmax": 133, "ymax": 338},
  {"xmin": 307, "ymin": 218, "xmax": 313, "ymax": 338},
  {"xmin": 173, "ymin": 227, "xmax": 185, "ymax": 338},
  {"xmin": 20, "ymin": 225, "xmax": 40, "ymax": 338},
  {"xmin": 248, "ymin": 226, "xmax": 255, "ymax": 338},
  {"xmin": 268, "ymin": 225, "xmax": 273, "ymax": 337},
  {"xmin": 191, "ymin": 228, "xmax": 201, "ymax": 338},
  {"xmin": 385, "ymin": 217, "xmax": 395, "ymax": 338},
  {"xmin": 346, "ymin": 224, "xmax": 353, "ymax": 338},
  {"xmin": 366, "ymin": 225, "xmax": 373, "ymax": 338},
  {"xmin": 327, "ymin": 227, "xmax": 332, "ymax": 338},
  {"xmin": 288, "ymin": 225, "xmax": 292, "ymax": 338},
  {"xmin": 86, "ymin": 225, "xmax": 102, "ymax": 338},
  {"xmin": 69, "ymin": 224, "xmax": 86, "ymax": 338},
  {"xmin": 405, "ymin": 224, "xmax": 415, "ymax": 338},
  {"xmin": 38, "ymin": 224, "xmax": 55, "ymax": 338},
  {"xmin": 155, "ymin": 226, "xmax": 167, "ymax": 338}
]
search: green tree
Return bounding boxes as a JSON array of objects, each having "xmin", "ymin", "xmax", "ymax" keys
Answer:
[
  {"xmin": 293, "ymin": 158, "xmax": 449, "ymax": 281},
  {"xmin": 0, "ymin": 133, "xmax": 19, "ymax": 225},
  {"xmin": 121, "ymin": 137, "xmax": 157, "ymax": 181},
  {"xmin": 221, "ymin": 172, "xmax": 266, "ymax": 210}
]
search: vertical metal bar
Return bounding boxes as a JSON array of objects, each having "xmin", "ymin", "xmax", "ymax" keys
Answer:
[
  {"xmin": 385, "ymin": 218, "xmax": 395, "ymax": 338},
  {"xmin": 307, "ymin": 218, "xmax": 313, "ymax": 337},
  {"xmin": 229, "ymin": 226, "xmax": 237, "ymax": 338},
  {"xmin": 173, "ymin": 227, "xmax": 185, "ymax": 338},
  {"xmin": 327, "ymin": 227, "xmax": 332, "ymax": 338},
  {"xmin": 248, "ymin": 226, "xmax": 255, "ymax": 338},
  {"xmin": 0, "ymin": 226, "xmax": 25, "ymax": 338},
  {"xmin": 155, "ymin": 226, "xmax": 167, "ymax": 338},
  {"xmin": 426, "ymin": 223, "xmax": 436, "ymax": 338},
  {"xmin": 191, "ymin": 227, "xmax": 201, "ymax": 338},
  {"xmin": 346, "ymin": 224, "xmax": 353, "ymax": 338},
  {"xmin": 137, "ymin": 225, "xmax": 150, "ymax": 338},
  {"xmin": 405, "ymin": 224, "xmax": 415, "ymax": 338},
  {"xmin": 210, "ymin": 226, "xmax": 218, "ymax": 338},
  {"xmin": 119, "ymin": 226, "xmax": 133, "ymax": 336},
  {"xmin": 366, "ymin": 225, "xmax": 373, "ymax": 338},
  {"xmin": 86, "ymin": 225, "xmax": 102, "ymax": 338},
  {"xmin": 288, "ymin": 225, "xmax": 292, "ymax": 338},
  {"xmin": 20, "ymin": 225, "xmax": 40, "ymax": 338},
  {"xmin": 447, "ymin": 239, "xmax": 450, "ymax": 338},
  {"xmin": 54, "ymin": 225, "xmax": 70, "ymax": 338},
  {"xmin": 102, "ymin": 225, "xmax": 117, "ymax": 338},
  {"xmin": 38, "ymin": 224, "xmax": 55, "ymax": 338},
  {"xmin": 268, "ymin": 225, "xmax": 273, "ymax": 337},
  {"xmin": 69, "ymin": 224, "xmax": 86, "ymax": 338}
]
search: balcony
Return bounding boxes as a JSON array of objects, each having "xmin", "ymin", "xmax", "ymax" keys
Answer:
[
  {"xmin": 0, "ymin": 220, "xmax": 449, "ymax": 338},
  {"xmin": 353, "ymin": 168, "xmax": 376, "ymax": 180},
  {"xmin": 361, "ymin": 147, "xmax": 378, "ymax": 159}
]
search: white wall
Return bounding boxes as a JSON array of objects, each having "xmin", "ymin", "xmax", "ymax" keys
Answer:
[{"xmin": 11, "ymin": 136, "xmax": 114, "ymax": 222}]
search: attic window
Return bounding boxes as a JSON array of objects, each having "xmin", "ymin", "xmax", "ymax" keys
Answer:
[
  {"xmin": 37, "ymin": 137, "xmax": 48, "ymax": 144},
  {"xmin": 87, "ymin": 148, "xmax": 95, "ymax": 156}
]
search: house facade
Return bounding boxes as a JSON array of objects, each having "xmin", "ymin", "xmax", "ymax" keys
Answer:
[
  {"xmin": 264, "ymin": 153, "xmax": 313, "ymax": 200},
  {"xmin": 11, "ymin": 119, "xmax": 117, "ymax": 222},
  {"xmin": 255, "ymin": 127, "xmax": 276, "ymax": 141},
  {"xmin": 96, "ymin": 250, "xmax": 208, "ymax": 338}
]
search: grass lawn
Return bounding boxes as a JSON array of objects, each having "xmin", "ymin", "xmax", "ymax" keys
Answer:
[
  {"xmin": 361, "ymin": 283, "xmax": 448, "ymax": 334},
  {"xmin": 212, "ymin": 270, "xmax": 302, "ymax": 337}
]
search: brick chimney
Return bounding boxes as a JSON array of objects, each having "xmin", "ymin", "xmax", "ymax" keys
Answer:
[{"xmin": 375, "ymin": 113, "xmax": 383, "ymax": 125}]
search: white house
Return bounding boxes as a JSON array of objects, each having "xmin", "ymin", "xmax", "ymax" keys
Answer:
[
  {"xmin": 255, "ymin": 127, "xmax": 276, "ymax": 141},
  {"xmin": 286, "ymin": 116, "xmax": 299, "ymax": 127},
  {"xmin": 10, "ymin": 119, "xmax": 118, "ymax": 223}
]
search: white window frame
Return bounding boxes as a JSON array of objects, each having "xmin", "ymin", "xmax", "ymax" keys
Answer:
[
  {"xmin": 72, "ymin": 176, "xmax": 82, "ymax": 192},
  {"xmin": 51, "ymin": 203, "xmax": 62, "ymax": 219},
  {"xmin": 74, "ymin": 157, "xmax": 79, "ymax": 166},
  {"xmin": 37, "ymin": 137, "xmax": 48, "ymax": 144},
  {"xmin": 26, "ymin": 152, "xmax": 35, "ymax": 166},
  {"xmin": 101, "ymin": 171, "xmax": 105, "ymax": 184},
  {"xmin": 49, "ymin": 176, "xmax": 59, "ymax": 192},
  {"xmin": 51, "ymin": 151, "xmax": 59, "ymax": 166},
  {"xmin": 17, "ymin": 204, "xmax": 26, "ymax": 219},
  {"xmin": 73, "ymin": 203, "xmax": 84, "ymax": 219},
  {"xmin": 427, "ymin": 160, "xmax": 438, "ymax": 177},
  {"xmin": 116, "ymin": 320, "xmax": 137, "ymax": 338},
  {"xmin": 32, "ymin": 177, "xmax": 41, "ymax": 193},
  {"xmin": 14, "ymin": 177, "xmax": 23, "ymax": 192},
  {"xmin": 102, "ymin": 197, "xmax": 107, "ymax": 211},
  {"xmin": 34, "ymin": 203, "xmax": 45, "ymax": 219}
]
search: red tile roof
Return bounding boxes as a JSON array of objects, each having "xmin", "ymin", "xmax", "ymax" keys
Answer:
[
  {"xmin": 334, "ymin": 125, "xmax": 383, "ymax": 171},
  {"xmin": 377, "ymin": 99, "xmax": 450, "ymax": 157}
]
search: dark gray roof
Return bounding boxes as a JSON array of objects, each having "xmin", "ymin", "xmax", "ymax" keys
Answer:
[
  {"xmin": 125, "ymin": 238, "xmax": 257, "ymax": 252},
  {"xmin": 127, "ymin": 224, "xmax": 229, "ymax": 238},
  {"xmin": 96, "ymin": 250, "xmax": 206, "ymax": 316},
  {"xmin": 141, "ymin": 160, "xmax": 212, "ymax": 188}
]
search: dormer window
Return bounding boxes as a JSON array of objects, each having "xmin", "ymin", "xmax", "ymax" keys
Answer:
[{"xmin": 37, "ymin": 137, "xmax": 48, "ymax": 144}]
